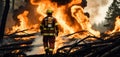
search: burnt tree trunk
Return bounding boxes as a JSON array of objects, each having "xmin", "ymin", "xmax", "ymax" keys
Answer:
[
  {"xmin": 0, "ymin": 0, "xmax": 10, "ymax": 43},
  {"xmin": 12, "ymin": 0, "xmax": 15, "ymax": 12}
]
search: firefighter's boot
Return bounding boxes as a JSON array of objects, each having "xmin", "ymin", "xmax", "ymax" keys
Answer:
[
  {"xmin": 49, "ymin": 48, "xmax": 53, "ymax": 55},
  {"xmin": 45, "ymin": 47, "xmax": 49, "ymax": 55}
]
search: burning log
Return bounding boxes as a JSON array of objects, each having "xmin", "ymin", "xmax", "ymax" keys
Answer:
[
  {"xmin": 5, "ymin": 29, "xmax": 40, "ymax": 38},
  {"xmin": 7, "ymin": 32, "xmax": 39, "ymax": 38}
]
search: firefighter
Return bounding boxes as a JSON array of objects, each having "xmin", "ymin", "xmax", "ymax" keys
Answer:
[{"xmin": 40, "ymin": 9, "xmax": 58, "ymax": 55}]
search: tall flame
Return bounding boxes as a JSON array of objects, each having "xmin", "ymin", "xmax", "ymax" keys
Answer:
[
  {"xmin": 17, "ymin": 11, "xmax": 29, "ymax": 31},
  {"xmin": 7, "ymin": 11, "xmax": 30, "ymax": 34},
  {"xmin": 8, "ymin": 11, "xmax": 39, "ymax": 35}
]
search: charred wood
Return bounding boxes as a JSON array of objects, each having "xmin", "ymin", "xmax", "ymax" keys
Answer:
[
  {"xmin": 0, "ymin": 0, "xmax": 10, "ymax": 43},
  {"xmin": 1, "ymin": 32, "xmax": 120, "ymax": 57},
  {"xmin": 0, "ymin": 38, "xmax": 34, "ymax": 48}
]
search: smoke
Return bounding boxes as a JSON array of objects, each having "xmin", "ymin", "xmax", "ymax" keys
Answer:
[
  {"xmin": 26, "ymin": 35, "xmax": 45, "ymax": 55},
  {"xmin": 51, "ymin": 0, "xmax": 72, "ymax": 6},
  {"xmin": 85, "ymin": 0, "xmax": 113, "ymax": 32},
  {"xmin": 13, "ymin": 0, "xmax": 26, "ymax": 9}
]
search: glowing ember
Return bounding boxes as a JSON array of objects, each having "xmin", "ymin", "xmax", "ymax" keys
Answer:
[{"xmin": 20, "ymin": 44, "xmax": 27, "ymax": 47}]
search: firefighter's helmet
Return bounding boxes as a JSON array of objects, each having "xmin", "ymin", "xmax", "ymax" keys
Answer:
[{"xmin": 46, "ymin": 9, "xmax": 53, "ymax": 14}]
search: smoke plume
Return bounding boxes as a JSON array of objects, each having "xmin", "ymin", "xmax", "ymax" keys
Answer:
[{"xmin": 85, "ymin": 0, "xmax": 113, "ymax": 32}]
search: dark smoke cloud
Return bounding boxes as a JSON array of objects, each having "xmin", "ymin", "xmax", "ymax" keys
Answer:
[
  {"xmin": 51, "ymin": 0, "xmax": 87, "ymax": 7},
  {"xmin": 51, "ymin": 0, "xmax": 72, "ymax": 6},
  {"xmin": 84, "ymin": 12, "xmax": 90, "ymax": 18},
  {"xmin": 80, "ymin": 0, "xmax": 87, "ymax": 8}
]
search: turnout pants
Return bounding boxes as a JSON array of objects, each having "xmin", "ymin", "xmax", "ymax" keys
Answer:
[{"xmin": 43, "ymin": 36, "xmax": 55, "ymax": 54}]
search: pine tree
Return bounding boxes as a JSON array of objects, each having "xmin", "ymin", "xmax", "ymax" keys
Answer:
[{"xmin": 105, "ymin": 0, "xmax": 120, "ymax": 30}]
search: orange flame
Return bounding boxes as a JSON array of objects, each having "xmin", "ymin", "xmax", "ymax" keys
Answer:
[
  {"xmin": 106, "ymin": 16, "xmax": 120, "ymax": 34},
  {"xmin": 112, "ymin": 16, "xmax": 120, "ymax": 32},
  {"xmin": 17, "ymin": 11, "xmax": 29, "ymax": 31},
  {"xmin": 8, "ymin": 10, "xmax": 39, "ymax": 35}
]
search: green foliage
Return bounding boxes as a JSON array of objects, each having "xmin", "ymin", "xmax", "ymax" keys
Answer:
[{"xmin": 105, "ymin": 0, "xmax": 120, "ymax": 29}]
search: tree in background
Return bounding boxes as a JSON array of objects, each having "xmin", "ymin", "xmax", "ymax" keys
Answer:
[
  {"xmin": 0, "ymin": 0, "xmax": 4, "ymax": 21},
  {"xmin": 105, "ymin": 0, "xmax": 120, "ymax": 30},
  {"xmin": 0, "ymin": 0, "xmax": 10, "ymax": 43}
]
